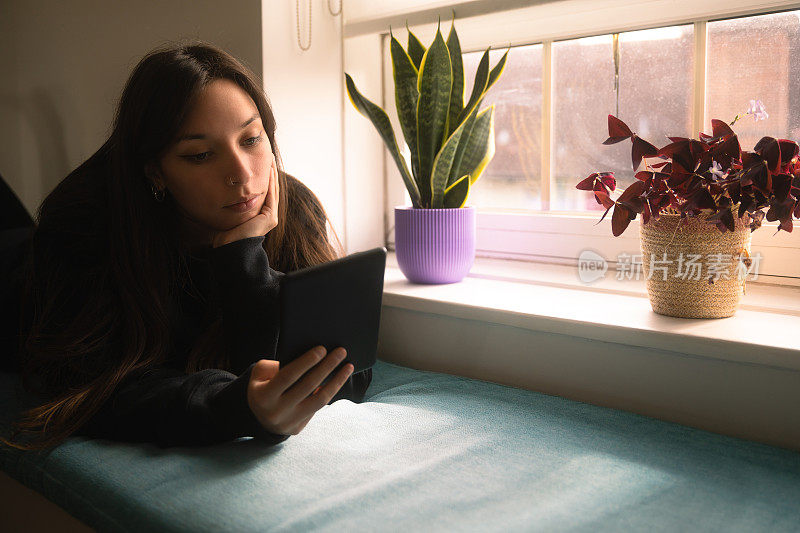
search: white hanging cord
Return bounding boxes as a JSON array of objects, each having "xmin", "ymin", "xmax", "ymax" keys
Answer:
[
  {"xmin": 296, "ymin": 0, "xmax": 312, "ymax": 51},
  {"xmin": 328, "ymin": 0, "xmax": 342, "ymax": 16}
]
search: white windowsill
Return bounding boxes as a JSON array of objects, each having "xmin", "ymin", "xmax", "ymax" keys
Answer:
[{"xmin": 382, "ymin": 251, "xmax": 800, "ymax": 373}]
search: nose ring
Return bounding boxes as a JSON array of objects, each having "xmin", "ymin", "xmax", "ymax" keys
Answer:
[{"xmin": 228, "ymin": 177, "xmax": 238, "ymax": 186}]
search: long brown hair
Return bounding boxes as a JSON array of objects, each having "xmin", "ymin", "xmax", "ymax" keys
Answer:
[{"xmin": 1, "ymin": 42, "xmax": 343, "ymax": 451}]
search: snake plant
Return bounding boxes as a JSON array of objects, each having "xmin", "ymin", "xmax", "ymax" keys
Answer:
[{"xmin": 345, "ymin": 18, "xmax": 508, "ymax": 208}]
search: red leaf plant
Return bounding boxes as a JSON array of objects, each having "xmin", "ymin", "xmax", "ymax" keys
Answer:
[{"xmin": 578, "ymin": 114, "xmax": 800, "ymax": 237}]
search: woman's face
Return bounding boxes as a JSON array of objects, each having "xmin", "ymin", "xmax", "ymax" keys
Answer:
[{"xmin": 155, "ymin": 78, "xmax": 272, "ymax": 238}]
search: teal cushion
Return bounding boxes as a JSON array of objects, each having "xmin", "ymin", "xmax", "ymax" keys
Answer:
[{"xmin": 2, "ymin": 360, "xmax": 799, "ymax": 532}]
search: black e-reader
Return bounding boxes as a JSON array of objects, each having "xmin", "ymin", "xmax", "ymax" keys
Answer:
[{"xmin": 275, "ymin": 246, "xmax": 387, "ymax": 376}]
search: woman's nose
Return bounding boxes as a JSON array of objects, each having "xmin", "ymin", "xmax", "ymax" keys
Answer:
[{"xmin": 225, "ymin": 148, "xmax": 254, "ymax": 185}]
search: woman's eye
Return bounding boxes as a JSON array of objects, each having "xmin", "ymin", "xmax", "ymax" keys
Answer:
[
  {"xmin": 183, "ymin": 151, "xmax": 212, "ymax": 163},
  {"xmin": 244, "ymin": 135, "xmax": 262, "ymax": 146}
]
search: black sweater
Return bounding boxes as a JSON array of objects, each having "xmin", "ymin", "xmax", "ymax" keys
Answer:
[
  {"xmin": 0, "ymin": 177, "xmax": 372, "ymax": 448},
  {"xmin": 75, "ymin": 235, "xmax": 371, "ymax": 448}
]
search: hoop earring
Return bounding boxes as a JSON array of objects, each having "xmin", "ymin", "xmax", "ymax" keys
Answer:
[{"xmin": 151, "ymin": 183, "xmax": 165, "ymax": 202}]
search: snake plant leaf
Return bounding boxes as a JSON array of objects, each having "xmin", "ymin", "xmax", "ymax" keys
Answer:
[
  {"xmin": 448, "ymin": 97, "xmax": 482, "ymax": 188},
  {"xmin": 458, "ymin": 48, "xmax": 489, "ymax": 127},
  {"xmin": 345, "ymin": 72, "xmax": 421, "ymax": 207},
  {"xmin": 406, "ymin": 22, "xmax": 426, "ymax": 70},
  {"xmin": 456, "ymin": 47, "xmax": 509, "ymax": 129},
  {"xmin": 416, "ymin": 23, "xmax": 452, "ymax": 208},
  {"xmin": 443, "ymin": 174, "xmax": 471, "ymax": 208},
  {"xmin": 486, "ymin": 48, "xmax": 509, "ymax": 94},
  {"xmin": 430, "ymin": 106, "xmax": 477, "ymax": 208},
  {"xmin": 446, "ymin": 18, "xmax": 464, "ymax": 138},
  {"xmin": 390, "ymin": 33, "xmax": 421, "ymax": 194},
  {"xmin": 452, "ymin": 105, "xmax": 495, "ymax": 186}
]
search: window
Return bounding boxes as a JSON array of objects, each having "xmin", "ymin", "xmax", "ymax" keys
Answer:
[
  {"xmin": 705, "ymin": 11, "xmax": 800, "ymax": 150},
  {"xmin": 462, "ymin": 45, "xmax": 543, "ymax": 211},
  {"xmin": 379, "ymin": 1, "xmax": 800, "ymax": 283},
  {"xmin": 552, "ymin": 26, "xmax": 694, "ymax": 211}
]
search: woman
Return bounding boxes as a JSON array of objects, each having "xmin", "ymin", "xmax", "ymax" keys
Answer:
[{"xmin": 0, "ymin": 42, "xmax": 371, "ymax": 451}]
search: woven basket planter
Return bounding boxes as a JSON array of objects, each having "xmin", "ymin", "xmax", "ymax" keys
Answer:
[{"xmin": 639, "ymin": 211, "xmax": 751, "ymax": 318}]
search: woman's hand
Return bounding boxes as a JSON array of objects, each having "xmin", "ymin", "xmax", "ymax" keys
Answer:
[
  {"xmin": 246, "ymin": 346, "xmax": 354, "ymax": 436},
  {"xmin": 212, "ymin": 154, "xmax": 280, "ymax": 248}
]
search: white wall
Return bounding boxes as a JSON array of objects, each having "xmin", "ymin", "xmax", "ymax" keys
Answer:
[
  {"xmin": 262, "ymin": 0, "xmax": 347, "ymax": 251},
  {"xmin": 0, "ymin": 0, "xmax": 263, "ymax": 218},
  {"xmin": 262, "ymin": 0, "xmax": 387, "ymax": 254},
  {"xmin": 343, "ymin": 33, "xmax": 387, "ymax": 253}
]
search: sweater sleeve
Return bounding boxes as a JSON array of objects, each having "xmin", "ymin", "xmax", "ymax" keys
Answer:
[
  {"xmin": 73, "ymin": 233, "xmax": 291, "ymax": 448},
  {"xmin": 208, "ymin": 235, "xmax": 284, "ymax": 375},
  {"xmin": 77, "ymin": 361, "xmax": 290, "ymax": 448}
]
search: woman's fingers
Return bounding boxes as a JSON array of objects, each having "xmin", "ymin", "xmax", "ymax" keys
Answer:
[
  {"xmin": 282, "ymin": 348, "xmax": 347, "ymax": 405},
  {"xmin": 271, "ymin": 154, "xmax": 279, "ymax": 198},
  {"xmin": 253, "ymin": 157, "xmax": 278, "ymax": 235},
  {"xmin": 249, "ymin": 345, "xmax": 353, "ymax": 436},
  {"xmin": 265, "ymin": 345, "xmax": 328, "ymax": 394},
  {"xmin": 257, "ymin": 165, "xmax": 272, "ymax": 217},
  {"xmin": 266, "ymin": 158, "xmax": 278, "ymax": 225},
  {"xmin": 251, "ymin": 359, "xmax": 279, "ymax": 382},
  {"xmin": 295, "ymin": 363, "xmax": 354, "ymax": 418}
]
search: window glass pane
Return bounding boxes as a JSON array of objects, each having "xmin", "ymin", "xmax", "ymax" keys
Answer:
[
  {"xmin": 706, "ymin": 11, "xmax": 800, "ymax": 152},
  {"xmin": 552, "ymin": 25, "xmax": 694, "ymax": 211},
  {"xmin": 462, "ymin": 44, "xmax": 542, "ymax": 210}
]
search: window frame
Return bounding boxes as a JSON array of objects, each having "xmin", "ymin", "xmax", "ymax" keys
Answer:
[{"xmin": 370, "ymin": 0, "xmax": 800, "ymax": 284}]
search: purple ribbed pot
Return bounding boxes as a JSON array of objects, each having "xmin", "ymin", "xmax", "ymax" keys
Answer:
[{"xmin": 394, "ymin": 206, "xmax": 476, "ymax": 284}]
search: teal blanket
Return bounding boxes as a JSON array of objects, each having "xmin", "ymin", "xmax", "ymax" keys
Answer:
[{"xmin": 2, "ymin": 360, "xmax": 799, "ymax": 532}]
